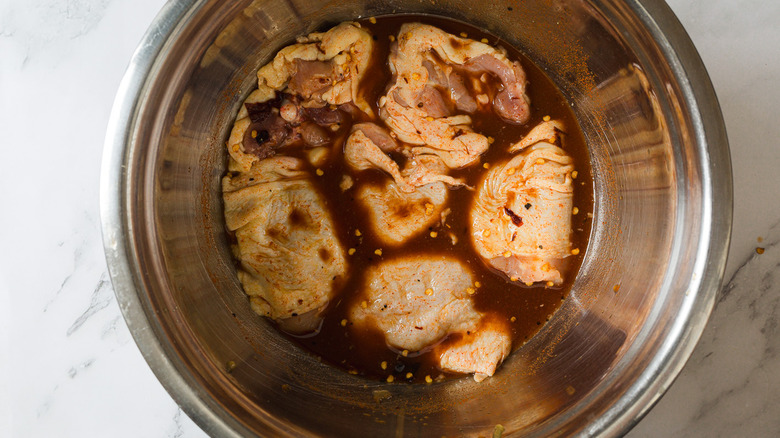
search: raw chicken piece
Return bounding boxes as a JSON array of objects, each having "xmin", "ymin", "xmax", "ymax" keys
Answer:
[
  {"xmin": 510, "ymin": 119, "xmax": 565, "ymax": 152},
  {"xmin": 344, "ymin": 123, "xmax": 456, "ymax": 245},
  {"xmin": 343, "ymin": 123, "xmax": 414, "ymax": 192},
  {"xmin": 254, "ymin": 22, "xmax": 373, "ymax": 114},
  {"xmin": 471, "ymin": 122, "xmax": 574, "ymax": 284},
  {"xmin": 234, "ymin": 93, "xmax": 349, "ymax": 164},
  {"xmin": 344, "ymin": 123, "xmax": 465, "ymax": 192},
  {"xmin": 378, "ymin": 23, "xmax": 531, "ymax": 169},
  {"xmin": 305, "ymin": 146, "xmax": 329, "ymax": 168},
  {"xmin": 437, "ymin": 324, "xmax": 511, "ymax": 382},
  {"xmin": 350, "ymin": 256, "xmax": 511, "ymax": 380},
  {"xmin": 357, "ymin": 180, "xmax": 447, "ymax": 246},
  {"xmin": 227, "ymin": 22, "xmax": 374, "ymax": 172},
  {"xmin": 222, "ymin": 156, "xmax": 347, "ymax": 328},
  {"xmin": 403, "ymin": 154, "xmax": 465, "ymax": 188}
]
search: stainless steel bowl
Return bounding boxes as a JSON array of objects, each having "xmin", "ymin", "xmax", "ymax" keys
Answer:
[{"xmin": 100, "ymin": 0, "xmax": 731, "ymax": 436}]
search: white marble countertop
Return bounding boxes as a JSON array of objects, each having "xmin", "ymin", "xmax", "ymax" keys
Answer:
[{"xmin": 1, "ymin": 0, "xmax": 778, "ymax": 436}]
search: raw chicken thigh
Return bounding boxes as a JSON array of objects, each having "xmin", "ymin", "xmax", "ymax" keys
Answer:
[
  {"xmin": 436, "ymin": 324, "xmax": 512, "ymax": 381},
  {"xmin": 344, "ymin": 123, "xmax": 459, "ymax": 245},
  {"xmin": 379, "ymin": 23, "xmax": 531, "ymax": 170},
  {"xmin": 350, "ymin": 255, "xmax": 511, "ymax": 380},
  {"xmin": 471, "ymin": 121, "xmax": 574, "ymax": 284},
  {"xmin": 254, "ymin": 22, "xmax": 373, "ymax": 113},
  {"xmin": 222, "ymin": 156, "xmax": 348, "ymax": 327},
  {"xmin": 227, "ymin": 22, "xmax": 374, "ymax": 172},
  {"xmin": 344, "ymin": 123, "xmax": 465, "ymax": 192},
  {"xmin": 357, "ymin": 181, "xmax": 447, "ymax": 246}
]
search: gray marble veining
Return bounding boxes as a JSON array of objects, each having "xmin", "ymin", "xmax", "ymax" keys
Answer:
[{"xmin": 630, "ymin": 220, "xmax": 780, "ymax": 437}]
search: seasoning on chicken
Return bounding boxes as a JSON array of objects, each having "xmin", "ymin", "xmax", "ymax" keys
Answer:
[
  {"xmin": 255, "ymin": 22, "xmax": 373, "ymax": 113},
  {"xmin": 510, "ymin": 119, "xmax": 565, "ymax": 152},
  {"xmin": 227, "ymin": 22, "xmax": 374, "ymax": 172},
  {"xmin": 357, "ymin": 180, "xmax": 447, "ymax": 246},
  {"xmin": 379, "ymin": 23, "xmax": 531, "ymax": 170},
  {"xmin": 343, "ymin": 122, "xmax": 414, "ymax": 192},
  {"xmin": 350, "ymin": 255, "xmax": 511, "ymax": 380},
  {"xmin": 222, "ymin": 156, "xmax": 348, "ymax": 331},
  {"xmin": 436, "ymin": 323, "xmax": 511, "ymax": 382},
  {"xmin": 344, "ymin": 123, "xmax": 465, "ymax": 192},
  {"xmin": 470, "ymin": 121, "xmax": 574, "ymax": 284},
  {"xmin": 344, "ymin": 123, "xmax": 460, "ymax": 245}
]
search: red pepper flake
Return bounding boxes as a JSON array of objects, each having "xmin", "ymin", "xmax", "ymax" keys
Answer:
[{"xmin": 503, "ymin": 207, "xmax": 523, "ymax": 226}]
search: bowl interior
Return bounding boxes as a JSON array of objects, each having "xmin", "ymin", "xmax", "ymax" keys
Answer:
[{"xmin": 112, "ymin": 0, "xmax": 723, "ymax": 436}]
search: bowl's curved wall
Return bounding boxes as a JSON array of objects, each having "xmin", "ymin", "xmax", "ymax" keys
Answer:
[{"xmin": 101, "ymin": 0, "xmax": 731, "ymax": 436}]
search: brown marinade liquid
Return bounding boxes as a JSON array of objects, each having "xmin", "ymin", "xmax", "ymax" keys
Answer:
[{"xmin": 265, "ymin": 14, "xmax": 593, "ymax": 383}]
